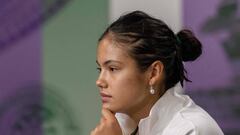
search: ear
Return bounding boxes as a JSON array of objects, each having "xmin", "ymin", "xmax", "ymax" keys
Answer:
[{"xmin": 148, "ymin": 61, "xmax": 164, "ymax": 86}]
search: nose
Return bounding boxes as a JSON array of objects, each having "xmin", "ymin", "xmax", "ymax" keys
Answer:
[{"xmin": 96, "ymin": 74, "xmax": 107, "ymax": 89}]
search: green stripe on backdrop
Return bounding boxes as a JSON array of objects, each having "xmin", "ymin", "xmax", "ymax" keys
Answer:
[{"xmin": 43, "ymin": 0, "xmax": 108, "ymax": 134}]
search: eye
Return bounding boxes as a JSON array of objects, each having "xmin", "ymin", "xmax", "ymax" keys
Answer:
[
  {"xmin": 109, "ymin": 67, "xmax": 118, "ymax": 72},
  {"xmin": 96, "ymin": 67, "xmax": 101, "ymax": 73}
]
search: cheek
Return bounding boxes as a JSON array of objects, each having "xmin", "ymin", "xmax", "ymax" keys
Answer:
[
  {"xmin": 111, "ymin": 71, "xmax": 148, "ymax": 103},
  {"xmin": 113, "ymin": 71, "xmax": 146, "ymax": 92}
]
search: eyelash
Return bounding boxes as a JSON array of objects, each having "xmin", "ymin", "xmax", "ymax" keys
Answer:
[
  {"xmin": 96, "ymin": 67, "xmax": 119, "ymax": 73},
  {"xmin": 109, "ymin": 67, "xmax": 118, "ymax": 72}
]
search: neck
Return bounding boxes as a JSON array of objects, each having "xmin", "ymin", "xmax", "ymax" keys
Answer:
[{"xmin": 127, "ymin": 94, "xmax": 161, "ymax": 124}]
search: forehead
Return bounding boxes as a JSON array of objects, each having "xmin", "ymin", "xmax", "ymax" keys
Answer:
[{"xmin": 97, "ymin": 38, "xmax": 133, "ymax": 65}]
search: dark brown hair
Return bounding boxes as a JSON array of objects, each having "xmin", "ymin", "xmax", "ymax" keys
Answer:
[{"xmin": 99, "ymin": 11, "xmax": 202, "ymax": 91}]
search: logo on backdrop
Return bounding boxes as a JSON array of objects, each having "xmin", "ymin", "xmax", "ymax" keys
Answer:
[
  {"xmin": 0, "ymin": 84, "xmax": 80, "ymax": 135},
  {"xmin": 0, "ymin": 0, "xmax": 72, "ymax": 51}
]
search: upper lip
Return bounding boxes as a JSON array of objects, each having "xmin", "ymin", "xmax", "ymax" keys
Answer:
[{"xmin": 100, "ymin": 92, "xmax": 112, "ymax": 97}]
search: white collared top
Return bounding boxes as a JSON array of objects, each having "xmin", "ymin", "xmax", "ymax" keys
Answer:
[{"xmin": 115, "ymin": 83, "xmax": 224, "ymax": 135}]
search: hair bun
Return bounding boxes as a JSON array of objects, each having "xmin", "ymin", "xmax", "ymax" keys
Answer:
[{"xmin": 176, "ymin": 29, "xmax": 202, "ymax": 62}]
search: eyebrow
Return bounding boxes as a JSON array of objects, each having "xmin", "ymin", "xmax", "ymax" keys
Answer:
[{"xmin": 96, "ymin": 60, "xmax": 122, "ymax": 66}]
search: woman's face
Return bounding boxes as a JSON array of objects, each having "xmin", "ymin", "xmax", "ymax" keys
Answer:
[{"xmin": 96, "ymin": 37, "xmax": 152, "ymax": 114}]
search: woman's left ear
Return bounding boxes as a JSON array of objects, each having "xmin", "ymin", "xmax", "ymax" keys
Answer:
[{"xmin": 148, "ymin": 61, "xmax": 164, "ymax": 85}]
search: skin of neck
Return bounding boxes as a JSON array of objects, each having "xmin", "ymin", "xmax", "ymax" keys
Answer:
[{"xmin": 127, "ymin": 85, "xmax": 165, "ymax": 125}]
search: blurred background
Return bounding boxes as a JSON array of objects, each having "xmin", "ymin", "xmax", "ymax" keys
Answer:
[{"xmin": 0, "ymin": 0, "xmax": 239, "ymax": 134}]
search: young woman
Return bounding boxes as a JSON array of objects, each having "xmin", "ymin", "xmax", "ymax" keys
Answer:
[{"xmin": 91, "ymin": 11, "xmax": 224, "ymax": 135}]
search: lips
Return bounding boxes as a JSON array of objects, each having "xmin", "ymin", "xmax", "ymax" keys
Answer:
[{"xmin": 100, "ymin": 92, "xmax": 112, "ymax": 103}]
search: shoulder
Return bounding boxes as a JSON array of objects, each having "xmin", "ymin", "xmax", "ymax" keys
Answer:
[{"xmin": 162, "ymin": 105, "xmax": 224, "ymax": 135}]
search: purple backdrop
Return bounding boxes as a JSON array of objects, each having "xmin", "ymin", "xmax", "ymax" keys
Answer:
[{"xmin": 184, "ymin": 0, "xmax": 234, "ymax": 91}]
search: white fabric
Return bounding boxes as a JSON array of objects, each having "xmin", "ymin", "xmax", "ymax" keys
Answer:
[{"xmin": 115, "ymin": 83, "xmax": 224, "ymax": 135}]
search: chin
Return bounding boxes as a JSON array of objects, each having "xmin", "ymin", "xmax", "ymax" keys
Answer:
[
  {"xmin": 102, "ymin": 103, "xmax": 113, "ymax": 110},
  {"xmin": 102, "ymin": 103, "xmax": 121, "ymax": 113}
]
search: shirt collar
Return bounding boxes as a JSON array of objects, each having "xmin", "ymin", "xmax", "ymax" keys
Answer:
[
  {"xmin": 138, "ymin": 82, "xmax": 185, "ymax": 134},
  {"xmin": 116, "ymin": 82, "xmax": 185, "ymax": 135}
]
